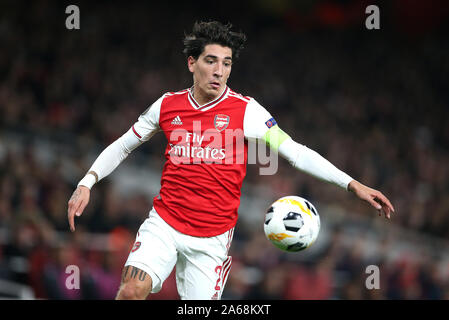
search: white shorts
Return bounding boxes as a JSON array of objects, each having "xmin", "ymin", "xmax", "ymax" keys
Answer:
[{"xmin": 125, "ymin": 207, "xmax": 234, "ymax": 300}]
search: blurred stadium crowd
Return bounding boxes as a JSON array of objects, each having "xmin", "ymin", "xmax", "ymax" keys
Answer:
[{"xmin": 1, "ymin": 0, "xmax": 449, "ymax": 299}]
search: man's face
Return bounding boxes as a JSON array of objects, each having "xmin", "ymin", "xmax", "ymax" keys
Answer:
[{"xmin": 188, "ymin": 44, "xmax": 232, "ymax": 101}]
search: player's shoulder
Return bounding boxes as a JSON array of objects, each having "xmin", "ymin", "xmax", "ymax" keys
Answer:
[
  {"xmin": 164, "ymin": 88, "xmax": 190, "ymax": 96},
  {"xmin": 227, "ymin": 88, "xmax": 253, "ymax": 104},
  {"xmin": 139, "ymin": 89, "xmax": 189, "ymax": 116},
  {"xmin": 150, "ymin": 89, "xmax": 188, "ymax": 110},
  {"xmin": 161, "ymin": 88, "xmax": 190, "ymax": 102}
]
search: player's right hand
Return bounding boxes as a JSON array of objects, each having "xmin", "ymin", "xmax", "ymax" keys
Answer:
[{"xmin": 67, "ymin": 186, "xmax": 90, "ymax": 232}]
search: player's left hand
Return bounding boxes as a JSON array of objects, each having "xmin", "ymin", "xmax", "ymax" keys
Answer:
[
  {"xmin": 67, "ymin": 185, "xmax": 90, "ymax": 232},
  {"xmin": 348, "ymin": 180, "xmax": 395, "ymax": 219}
]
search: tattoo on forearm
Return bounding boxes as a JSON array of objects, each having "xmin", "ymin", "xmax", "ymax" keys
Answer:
[
  {"xmin": 122, "ymin": 266, "xmax": 129, "ymax": 281},
  {"xmin": 123, "ymin": 266, "xmax": 147, "ymax": 282}
]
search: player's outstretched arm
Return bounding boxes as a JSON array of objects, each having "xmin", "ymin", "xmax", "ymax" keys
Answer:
[
  {"xmin": 67, "ymin": 185, "xmax": 90, "ymax": 232},
  {"xmin": 272, "ymin": 132, "xmax": 395, "ymax": 219},
  {"xmin": 66, "ymin": 98, "xmax": 160, "ymax": 232},
  {"xmin": 67, "ymin": 127, "xmax": 145, "ymax": 232},
  {"xmin": 347, "ymin": 179, "xmax": 395, "ymax": 219}
]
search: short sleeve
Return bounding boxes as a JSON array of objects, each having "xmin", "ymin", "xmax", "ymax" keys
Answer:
[
  {"xmin": 243, "ymin": 98, "xmax": 275, "ymax": 141},
  {"xmin": 131, "ymin": 95, "xmax": 164, "ymax": 141}
]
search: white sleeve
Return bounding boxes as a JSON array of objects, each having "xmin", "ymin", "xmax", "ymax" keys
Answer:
[
  {"xmin": 77, "ymin": 129, "xmax": 142, "ymax": 189},
  {"xmin": 243, "ymin": 98, "xmax": 274, "ymax": 141},
  {"xmin": 278, "ymin": 138, "xmax": 353, "ymax": 190},
  {"xmin": 77, "ymin": 95, "xmax": 164, "ymax": 189},
  {"xmin": 244, "ymin": 98, "xmax": 353, "ymax": 190},
  {"xmin": 131, "ymin": 95, "xmax": 163, "ymax": 141}
]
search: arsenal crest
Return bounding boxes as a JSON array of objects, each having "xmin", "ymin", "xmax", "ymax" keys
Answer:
[{"xmin": 214, "ymin": 114, "xmax": 230, "ymax": 132}]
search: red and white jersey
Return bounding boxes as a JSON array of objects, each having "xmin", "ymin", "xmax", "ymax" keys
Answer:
[
  {"xmin": 131, "ymin": 86, "xmax": 273, "ymax": 237},
  {"xmin": 80, "ymin": 87, "xmax": 353, "ymax": 236}
]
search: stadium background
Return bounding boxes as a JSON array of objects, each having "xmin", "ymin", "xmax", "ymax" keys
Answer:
[{"xmin": 1, "ymin": 0, "xmax": 448, "ymax": 299}]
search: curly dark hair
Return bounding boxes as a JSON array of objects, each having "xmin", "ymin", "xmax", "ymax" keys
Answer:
[{"xmin": 183, "ymin": 21, "xmax": 247, "ymax": 60}]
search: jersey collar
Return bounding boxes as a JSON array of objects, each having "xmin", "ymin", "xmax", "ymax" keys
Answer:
[{"xmin": 188, "ymin": 86, "xmax": 229, "ymax": 111}]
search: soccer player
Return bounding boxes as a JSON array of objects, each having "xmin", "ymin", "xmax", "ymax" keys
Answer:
[{"xmin": 67, "ymin": 21, "xmax": 395, "ymax": 300}]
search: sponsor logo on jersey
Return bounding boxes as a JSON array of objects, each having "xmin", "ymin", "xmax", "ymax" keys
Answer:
[
  {"xmin": 214, "ymin": 114, "xmax": 230, "ymax": 132},
  {"xmin": 167, "ymin": 121, "xmax": 245, "ymax": 164},
  {"xmin": 265, "ymin": 117, "xmax": 277, "ymax": 128},
  {"xmin": 171, "ymin": 116, "xmax": 183, "ymax": 125}
]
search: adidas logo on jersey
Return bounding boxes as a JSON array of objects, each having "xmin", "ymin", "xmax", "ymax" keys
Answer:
[{"xmin": 171, "ymin": 116, "xmax": 183, "ymax": 125}]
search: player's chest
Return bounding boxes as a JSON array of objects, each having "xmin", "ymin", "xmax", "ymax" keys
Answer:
[{"xmin": 159, "ymin": 101, "xmax": 245, "ymax": 136}]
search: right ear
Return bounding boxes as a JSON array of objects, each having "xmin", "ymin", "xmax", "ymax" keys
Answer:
[{"xmin": 187, "ymin": 56, "xmax": 196, "ymax": 73}]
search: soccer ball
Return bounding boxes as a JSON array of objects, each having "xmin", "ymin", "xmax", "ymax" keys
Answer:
[{"xmin": 264, "ymin": 196, "xmax": 320, "ymax": 252}]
